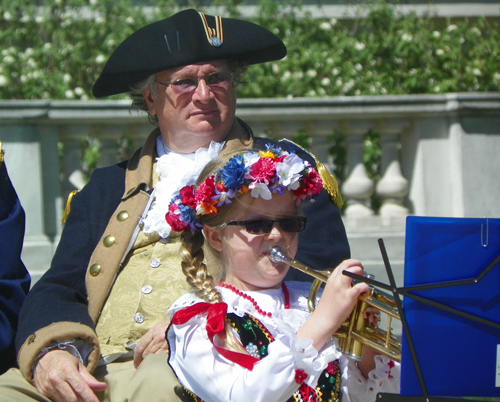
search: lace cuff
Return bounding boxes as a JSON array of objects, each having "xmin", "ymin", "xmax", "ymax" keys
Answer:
[
  {"xmin": 273, "ymin": 309, "xmax": 342, "ymax": 387},
  {"xmin": 346, "ymin": 355, "xmax": 401, "ymax": 401}
]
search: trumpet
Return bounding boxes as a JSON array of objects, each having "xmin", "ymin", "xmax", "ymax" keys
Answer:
[{"xmin": 269, "ymin": 247, "xmax": 401, "ymax": 362}]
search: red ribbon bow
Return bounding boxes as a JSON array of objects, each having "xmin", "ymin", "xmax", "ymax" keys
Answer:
[{"xmin": 172, "ymin": 302, "xmax": 259, "ymax": 370}]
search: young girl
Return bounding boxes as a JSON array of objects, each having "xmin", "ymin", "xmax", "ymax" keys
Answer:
[{"xmin": 165, "ymin": 145, "xmax": 400, "ymax": 402}]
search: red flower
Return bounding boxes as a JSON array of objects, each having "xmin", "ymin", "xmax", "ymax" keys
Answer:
[
  {"xmin": 179, "ymin": 186, "xmax": 196, "ymax": 208},
  {"xmin": 294, "ymin": 369, "xmax": 308, "ymax": 385},
  {"xmin": 195, "ymin": 176, "xmax": 217, "ymax": 206},
  {"xmin": 248, "ymin": 158, "xmax": 276, "ymax": 184},
  {"xmin": 165, "ymin": 204, "xmax": 187, "ymax": 232},
  {"xmin": 326, "ymin": 361, "xmax": 339, "ymax": 375}
]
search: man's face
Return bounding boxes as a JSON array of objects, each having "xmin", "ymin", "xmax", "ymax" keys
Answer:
[{"xmin": 142, "ymin": 60, "xmax": 237, "ymax": 153}]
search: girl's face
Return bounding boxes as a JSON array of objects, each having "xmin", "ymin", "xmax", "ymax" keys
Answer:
[{"xmin": 204, "ymin": 191, "xmax": 300, "ymax": 291}]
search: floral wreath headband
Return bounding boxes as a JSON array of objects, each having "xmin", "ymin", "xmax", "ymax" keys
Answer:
[{"xmin": 165, "ymin": 145, "xmax": 323, "ymax": 232}]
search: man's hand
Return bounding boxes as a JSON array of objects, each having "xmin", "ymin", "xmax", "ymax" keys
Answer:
[
  {"xmin": 34, "ymin": 349, "xmax": 106, "ymax": 402},
  {"xmin": 134, "ymin": 318, "xmax": 171, "ymax": 368}
]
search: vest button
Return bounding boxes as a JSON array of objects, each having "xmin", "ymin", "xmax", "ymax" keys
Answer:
[
  {"xmin": 103, "ymin": 235, "xmax": 115, "ymax": 247},
  {"xmin": 117, "ymin": 211, "xmax": 129, "ymax": 222},
  {"xmin": 141, "ymin": 285, "xmax": 152, "ymax": 294},
  {"xmin": 134, "ymin": 313, "xmax": 145, "ymax": 324},
  {"xmin": 89, "ymin": 264, "xmax": 101, "ymax": 276},
  {"xmin": 150, "ymin": 259, "xmax": 161, "ymax": 268}
]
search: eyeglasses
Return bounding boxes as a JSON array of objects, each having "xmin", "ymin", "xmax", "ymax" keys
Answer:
[
  {"xmin": 227, "ymin": 217, "xmax": 307, "ymax": 235},
  {"xmin": 155, "ymin": 70, "xmax": 234, "ymax": 94}
]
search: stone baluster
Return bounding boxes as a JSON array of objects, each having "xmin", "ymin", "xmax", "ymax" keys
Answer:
[
  {"xmin": 375, "ymin": 120, "xmax": 410, "ymax": 219},
  {"xmin": 340, "ymin": 121, "xmax": 375, "ymax": 218}
]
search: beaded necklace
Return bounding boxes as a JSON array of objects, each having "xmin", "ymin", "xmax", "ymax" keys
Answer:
[{"xmin": 217, "ymin": 282, "xmax": 290, "ymax": 317}]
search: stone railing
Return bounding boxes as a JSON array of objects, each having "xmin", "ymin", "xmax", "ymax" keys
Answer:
[{"xmin": 1, "ymin": 93, "xmax": 500, "ymax": 283}]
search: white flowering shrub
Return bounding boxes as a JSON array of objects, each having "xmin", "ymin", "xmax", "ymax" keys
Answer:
[
  {"xmin": 0, "ymin": 0, "xmax": 498, "ymax": 100},
  {"xmin": 238, "ymin": 0, "xmax": 500, "ymax": 98}
]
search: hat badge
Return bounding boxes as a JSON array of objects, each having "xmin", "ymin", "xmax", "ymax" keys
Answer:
[{"xmin": 199, "ymin": 12, "xmax": 223, "ymax": 48}]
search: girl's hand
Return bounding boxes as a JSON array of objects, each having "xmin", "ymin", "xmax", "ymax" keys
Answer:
[{"xmin": 297, "ymin": 259, "xmax": 369, "ymax": 352}]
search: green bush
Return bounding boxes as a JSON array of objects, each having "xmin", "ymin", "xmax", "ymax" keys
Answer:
[{"xmin": 1, "ymin": 0, "xmax": 499, "ymax": 100}]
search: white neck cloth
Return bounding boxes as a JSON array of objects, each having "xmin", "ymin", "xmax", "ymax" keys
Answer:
[{"xmin": 142, "ymin": 136, "xmax": 225, "ymax": 238}]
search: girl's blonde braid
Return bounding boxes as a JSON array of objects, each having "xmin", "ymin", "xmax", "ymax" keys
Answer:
[{"xmin": 180, "ymin": 230, "xmax": 222, "ymax": 303}]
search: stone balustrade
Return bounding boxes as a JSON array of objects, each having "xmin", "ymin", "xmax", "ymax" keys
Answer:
[{"xmin": 1, "ymin": 93, "xmax": 499, "ymax": 284}]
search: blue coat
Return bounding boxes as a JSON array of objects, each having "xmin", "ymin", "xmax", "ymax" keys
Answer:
[{"xmin": 0, "ymin": 161, "xmax": 30, "ymax": 374}]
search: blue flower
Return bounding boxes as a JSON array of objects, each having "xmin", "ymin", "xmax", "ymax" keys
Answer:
[{"xmin": 219, "ymin": 155, "xmax": 248, "ymax": 190}]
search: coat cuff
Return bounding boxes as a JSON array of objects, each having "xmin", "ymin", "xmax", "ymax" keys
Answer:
[{"xmin": 18, "ymin": 321, "xmax": 100, "ymax": 382}]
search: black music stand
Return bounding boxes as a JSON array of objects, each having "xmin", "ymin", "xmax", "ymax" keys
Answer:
[{"xmin": 343, "ymin": 238, "xmax": 500, "ymax": 402}]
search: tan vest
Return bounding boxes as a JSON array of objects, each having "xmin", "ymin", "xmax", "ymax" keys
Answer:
[{"xmin": 85, "ymin": 121, "xmax": 253, "ymax": 358}]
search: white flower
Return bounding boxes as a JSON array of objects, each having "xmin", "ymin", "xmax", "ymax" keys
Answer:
[
  {"xmin": 380, "ymin": 88, "xmax": 387, "ymax": 94},
  {"xmin": 44, "ymin": 43, "xmax": 52, "ymax": 49},
  {"xmin": 250, "ymin": 183, "xmax": 272, "ymax": 200},
  {"xmin": 95, "ymin": 54, "xmax": 106, "ymax": 64},
  {"xmin": 318, "ymin": 88, "xmax": 326, "ymax": 96},
  {"xmin": 472, "ymin": 68, "xmax": 482, "ymax": 76},
  {"xmin": 89, "ymin": 0, "xmax": 97, "ymax": 5},
  {"xmin": 470, "ymin": 27, "xmax": 481, "ymax": 36},
  {"xmin": 330, "ymin": 18, "xmax": 337, "ymax": 26},
  {"xmin": 282, "ymin": 71, "xmax": 291, "ymax": 80},
  {"xmin": 125, "ymin": 17, "xmax": 134, "ymax": 24},
  {"xmin": 35, "ymin": 16, "xmax": 45, "ymax": 23},
  {"xmin": 354, "ymin": 42, "xmax": 365, "ymax": 51},
  {"xmin": 355, "ymin": 63, "xmax": 363, "ymax": 71},
  {"xmin": 321, "ymin": 77, "xmax": 331, "ymax": 86},
  {"xmin": 326, "ymin": 58, "xmax": 333, "ymax": 65},
  {"xmin": 74, "ymin": 87, "xmax": 84, "ymax": 96},
  {"xmin": 0, "ymin": 75, "xmax": 6, "ymax": 87},
  {"xmin": 494, "ymin": 73, "xmax": 500, "ymax": 81},
  {"xmin": 63, "ymin": 74, "xmax": 72, "ymax": 83},
  {"xmin": 433, "ymin": 31, "xmax": 441, "ymax": 38},
  {"xmin": 306, "ymin": 69, "xmax": 317, "ymax": 78},
  {"xmin": 331, "ymin": 68, "xmax": 340, "ymax": 76},
  {"xmin": 293, "ymin": 71, "xmax": 303, "ymax": 79},
  {"xmin": 447, "ymin": 24, "xmax": 458, "ymax": 32},
  {"xmin": 276, "ymin": 154, "xmax": 305, "ymax": 188},
  {"xmin": 272, "ymin": 63, "xmax": 280, "ymax": 74},
  {"xmin": 335, "ymin": 77, "xmax": 343, "ymax": 86},
  {"xmin": 435, "ymin": 49, "xmax": 445, "ymax": 56},
  {"xmin": 273, "ymin": 28, "xmax": 280, "ymax": 35},
  {"xmin": 401, "ymin": 33, "xmax": 413, "ymax": 42},
  {"xmin": 20, "ymin": 75, "xmax": 27, "ymax": 83},
  {"xmin": 4, "ymin": 55, "xmax": 14, "ymax": 64},
  {"xmin": 65, "ymin": 89, "xmax": 75, "ymax": 99},
  {"xmin": 319, "ymin": 22, "xmax": 331, "ymax": 31},
  {"xmin": 3, "ymin": 12, "xmax": 12, "ymax": 21},
  {"xmin": 307, "ymin": 89, "xmax": 316, "ymax": 96},
  {"xmin": 409, "ymin": 68, "xmax": 417, "ymax": 76},
  {"xmin": 433, "ymin": 85, "xmax": 440, "ymax": 92},
  {"xmin": 370, "ymin": 86, "xmax": 377, "ymax": 93}
]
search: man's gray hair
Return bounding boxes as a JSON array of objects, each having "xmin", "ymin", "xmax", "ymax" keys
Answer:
[{"xmin": 129, "ymin": 60, "xmax": 247, "ymax": 126}]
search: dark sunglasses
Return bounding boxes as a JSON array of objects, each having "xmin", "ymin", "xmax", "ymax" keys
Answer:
[{"xmin": 227, "ymin": 217, "xmax": 307, "ymax": 234}]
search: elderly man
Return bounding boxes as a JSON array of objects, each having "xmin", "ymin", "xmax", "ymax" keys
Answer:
[
  {"xmin": 0, "ymin": 9, "xmax": 349, "ymax": 402},
  {"xmin": 0, "ymin": 143, "xmax": 31, "ymax": 375}
]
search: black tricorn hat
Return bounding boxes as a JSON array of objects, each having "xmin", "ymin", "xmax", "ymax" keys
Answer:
[{"xmin": 92, "ymin": 9, "xmax": 287, "ymax": 98}]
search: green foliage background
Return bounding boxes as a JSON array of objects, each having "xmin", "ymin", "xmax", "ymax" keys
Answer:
[
  {"xmin": 1, "ymin": 0, "xmax": 499, "ymax": 205},
  {"xmin": 1, "ymin": 0, "xmax": 499, "ymax": 100}
]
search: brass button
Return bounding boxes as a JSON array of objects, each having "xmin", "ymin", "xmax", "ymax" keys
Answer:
[
  {"xmin": 103, "ymin": 235, "xmax": 115, "ymax": 247},
  {"xmin": 90, "ymin": 264, "xmax": 101, "ymax": 276},
  {"xmin": 117, "ymin": 211, "xmax": 129, "ymax": 222},
  {"xmin": 28, "ymin": 333, "xmax": 36, "ymax": 344}
]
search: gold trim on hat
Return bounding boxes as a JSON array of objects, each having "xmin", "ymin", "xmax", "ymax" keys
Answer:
[{"xmin": 198, "ymin": 12, "xmax": 223, "ymax": 47}]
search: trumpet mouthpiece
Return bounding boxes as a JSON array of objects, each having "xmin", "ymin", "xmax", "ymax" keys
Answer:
[{"xmin": 269, "ymin": 247, "xmax": 287, "ymax": 264}]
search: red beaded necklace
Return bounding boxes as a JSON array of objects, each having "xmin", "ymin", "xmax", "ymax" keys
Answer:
[{"xmin": 217, "ymin": 282, "xmax": 290, "ymax": 317}]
